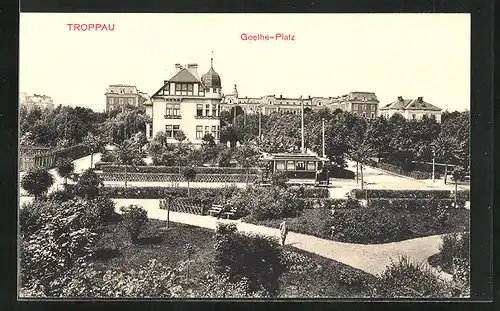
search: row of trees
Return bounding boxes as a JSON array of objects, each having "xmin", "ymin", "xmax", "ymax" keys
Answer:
[
  {"xmin": 224, "ymin": 109, "xmax": 470, "ymax": 174},
  {"xmin": 21, "ymin": 104, "xmax": 149, "ymax": 149}
]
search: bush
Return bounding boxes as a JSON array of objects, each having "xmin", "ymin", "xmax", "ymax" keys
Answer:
[
  {"xmin": 45, "ymin": 186, "xmax": 76, "ymax": 202},
  {"xmin": 21, "ymin": 168, "xmax": 55, "ymax": 199},
  {"xmin": 455, "ymin": 190, "xmax": 470, "ymax": 201},
  {"xmin": 368, "ymin": 198, "xmax": 466, "ymax": 210},
  {"xmin": 438, "ymin": 232, "xmax": 470, "ymax": 285},
  {"xmin": 74, "ymin": 169, "xmax": 103, "ymax": 199},
  {"xmin": 351, "ymin": 189, "xmax": 452, "ymax": 200},
  {"xmin": 338, "ymin": 267, "xmax": 370, "ymax": 290},
  {"xmin": 375, "ymin": 256, "xmax": 453, "ymax": 298},
  {"xmin": 290, "ymin": 186, "xmax": 329, "ymax": 199},
  {"xmin": 232, "ymin": 186, "xmax": 305, "ymax": 221},
  {"xmin": 214, "ymin": 223, "xmax": 284, "ymax": 296},
  {"xmin": 119, "ymin": 205, "xmax": 148, "ymax": 243},
  {"xmin": 100, "ymin": 150, "xmax": 115, "ymax": 163},
  {"xmin": 88, "ymin": 197, "xmax": 116, "ymax": 224}
]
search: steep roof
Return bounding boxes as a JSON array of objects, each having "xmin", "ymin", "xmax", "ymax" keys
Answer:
[
  {"xmin": 169, "ymin": 68, "xmax": 201, "ymax": 83},
  {"xmin": 380, "ymin": 97, "xmax": 441, "ymax": 111}
]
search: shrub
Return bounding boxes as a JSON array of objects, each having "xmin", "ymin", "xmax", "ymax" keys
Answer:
[
  {"xmin": 20, "ymin": 200, "xmax": 99, "ymax": 293},
  {"xmin": 338, "ymin": 267, "xmax": 370, "ymax": 290},
  {"xmin": 45, "ymin": 185, "xmax": 76, "ymax": 202},
  {"xmin": 191, "ymin": 273, "xmax": 268, "ymax": 298},
  {"xmin": 438, "ymin": 232, "xmax": 470, "ymax": 284},
  {"xmin": 21, "ymin": 168, "xmax": 55, "ymax": 199},
  {"xmin": 100, "ymin": 150, "xmax": 115, "ymax": 163},
  {"xmin": 455, "ymin": 190, "xmax": 470, "ymax": 201},
  {"xmin": 343, "ymin": 197, "xmax": 362, "ymax": 209},
  {"xmin": 375, "ymin": 256, "xmax": 453, "ymax": 298},
  {"xmin": 88, "ymin": 197, "xmax": 116, "ymax": 224},
  {"xmin": 368, "ymin": 198, "xmax": 466, "ymax": 210},
  {"xmin": 74, "ymin": 169, "xmax": 103, "ymax": 199},
  {"xmin": 119, "ymin": 205, "xmax": 148, "ymax": 243},
  {"xmin": 269, "ymin": 171, "xmax": 289, "ymax": 188},
  {"xmin": 100, "ymin": 165, "xmax": 261, "ymax": 175},
  {"xmin": 351, "ymin": 189, "xmax": 452, "ymax": 200},
  {"xmin": 232, "ymin": 186, "xmax": 305, "ymax": 221},
  {"xmin": 214, "ymin": 223, "xmax": 284, "ymax": 296}
]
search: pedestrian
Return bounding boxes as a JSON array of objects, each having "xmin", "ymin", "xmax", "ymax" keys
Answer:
[{"xmin": 279, "ymin": 219, "xmax": 288, "ymax": 246}]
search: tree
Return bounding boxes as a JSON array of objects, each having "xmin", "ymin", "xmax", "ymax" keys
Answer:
[
  {"xmin": 348, "ymin": 135, "xmax": 375, "ymax": 189},
  {"xmin": 120, "ymin": 205, "xmax": 149, "ymax": 243},
  {"xmin": 56, "ymin": 157, "xmax": 75, "ymax": 185},
  {"xmin": 174, "ymin": 130, "xmax": 187, "ymax": 145},
  {"xmin": 431, "ymin": 135, "xmax": 462, "ymax": 184},
  {"xmin": 74, "ymin": 169, "xmax": 103, "ymax": 199},
  {"xmin": 133, "ymin": 131, "xmax": 148, "ymax": 152},
  {"xmin": 113, "ymin": 139, "xmax": 140, "ymax": 188},
  {"xmin": 451, "ymin": 166, "xmax": 466, "ymax": 208},
  {"xmin": 182, "ymin": 166, "xmax": 197, "ymax": 196},
  {"xmin": 202, "ymin": 133, "xmax": 215, "ymax": 146},
  {"xmin": 220, "ymin": 125, "xmax": 240, "ymax": 148},
  {"xmin": 21, "ymin": 169, "xmax": 54, "ymax": 199},
  {"xmin": 269, "ymin": 171, "xmax": 289, "ymax": 188},
  {"xmin": 234, "ymin": 145, "xmax": 260, "ymax": 184},
  {"xmin": 83, "ymin": 132, "xmax": 105, "ymax": 169}
]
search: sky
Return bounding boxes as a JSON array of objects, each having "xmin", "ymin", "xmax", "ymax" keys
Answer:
[{"xmin": 19, "ymin": 13, "xmax": 470, "ymax": 112}]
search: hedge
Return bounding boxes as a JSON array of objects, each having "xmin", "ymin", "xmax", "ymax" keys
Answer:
[
  {"xmin": 350, "ymin": 189, "xmax": 470, "ymax": 201},
  {"xmin": 350, "ymin": 189, "xmax": 452, "ymax": 200},
  {"xmin": 99, "ymin": 165, "xmax": 261, "ymax": 175},
  {"xmin": 368, "ymin": 198, "xmax": 466, "ymax": 210},
  {"xmin": 289, "ymin": 186, "xmax": 329, "ymax": 199},
  {"xmin": 99, "ymin": 172, "xmax": 259, "ymax": 183},
  {"xmin": 299, "ymin": 198, "xmax": 360, "ymax": 209},
  {"xmin": 102, "ymin": 186, "xmax": 327, "ymax": 200},
  {"xmin": 94, "ymin": 161, "xmax": 114, "ymax": 170},
  {"xmin": 375, "ymin": 162, "xmax": 441, "ymax": 180}
]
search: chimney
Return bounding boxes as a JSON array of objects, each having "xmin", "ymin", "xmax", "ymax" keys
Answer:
[
  {"xmin": 187, "ymin": 63, "xmax": 199, "ymax": 79},
  {"xmin": 175, "ymin": 63, "xmax": 183, "ymax": 73},
  {"xmin": 418, "ymin": 97, "xmax": 423, "ymax": 102},
  {"xmin": 280, "ymin": 95, "xmax": 282, "ymax": 98},
  {"xmin": 308, "ymin": 95, "xmax": 311, "ymax": 99},
  {"xmin": 397, "ymin": 96, "xmax": 403, "ymax": 101}
]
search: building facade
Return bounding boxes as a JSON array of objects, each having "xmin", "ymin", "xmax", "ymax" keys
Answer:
[
  {"xmin": 105, "ymin": 84, "xmax": 149, "ymax": 112},
  {"xmin": 20, "ymin": 92, "xmax": 55, "ymax": 111},
  {"xmin": 329, "ymin": 91, "xmax": 379, "ymax": 119},
  {"xmin": 145, "ymin": 61, "xmax": 222, "ymax": 145},
  {"xmin": 221, "ymin": 85, "xmax": 332, "ymax": 115},
  {"xmin": 379, "ymin": 96, "xmax": 442, "ymax": 122}
]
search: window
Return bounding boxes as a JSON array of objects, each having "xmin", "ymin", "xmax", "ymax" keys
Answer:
[
  {"xmin": 198, "ymin": 85, "xmax": 205, "ymax": 96},
  {"xmin": 187, "ymin": 84, "xmax": 193, "ymax": 91},
  {"xmin": 431, "ymin": 114, "xmax": 436, "ymax": 119},
  {"xmin": 212, "ymin": 104, "xmax": 217, "ymax": 116},
  {"xmin": 276, "ymin": 161, "xmax": 285, "ymax": 170},
  {"xmin": 412, "ymin": 114, "xmax": 416, "ymax": 120},
  {"xmin": 176, "ymin": 84, "xmax": 181, "ymax": 90},
  {"xmin": 373, "ymin": 104, "xmax": 377, "ymax": 110},
  {"xmin": 119, "ymin": 98, "xmax": 124, "ymax": 105},
  {"xmin": 286, "ymin": 161, "xmax": 295, "ymax": 170},
  {"xmin": 128, "ymin": 98, "xmax": 133, "ymax": 105},
  {"xmin": 149, "ymin": 125, "xmax": 153, "ymax": 138},
  {"xmin": 173, "ymin": 103, "xmax": 180, "ymax": 116},
  {"xmin": 363, "ymin": 104, "xmax": 367, "ymax": 111},
  {"xmin": 173, "ymin": 125, "xmax": 180, "ymax": 137},
  {"xmin": 109, "ymin": 98, "xmax": 114, "ymax": 105},
  {"xmin": 205, "ymin": 104, "xmax": 210, "ymax": 116},
  {"xmin": 296, "ymin": 161, "xmax": 305, "ymax": 171},
  {"xmin": 371, "ymin": 112, "xmax": 375, "ymax": 119},
  {"xmin": 307, "ymin": 161, "xmax": 316, "ymax": 171},
  {"xmin": 205, "ymin": 126, "xmax": 209, "ymax": 135},
  {"xmin": 196, "ymin": 126, "xmax": 203, "ymax": 138},
  {"xmin": 363, "ymin": 112, "xmax": 366, "ymax": 118},
  {"xmin": 213, "ymin": 88, "xmax": 217, "ymax": 94},
  {"xmin": 182, "ymin": 84, "xmax": 187, "ymax": 91},
  {"xmin": 165, "ymin": 125, "xmax": 173, "ymax": 137},
  {"xmin": 196, "ymin": 104, "xmax": 203, "ymax": 116},
  {"xmin": 164, "ymin": 84, "xmax": 170, "ymax": 95},
  {"xmin": 211, "ymin": 126, "xmax": 216, "ymax": 137},
  {"xmin": 216, "ymin": 126, "xmax": 220, "ymax": 139}
]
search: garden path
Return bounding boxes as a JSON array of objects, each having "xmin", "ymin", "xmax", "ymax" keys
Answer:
[{"xmin": 113, "ymin": 198, "xmax": 454, "ymax": 280}]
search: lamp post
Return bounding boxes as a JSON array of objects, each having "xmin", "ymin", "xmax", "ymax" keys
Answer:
[
  {"xmin": 322, "ymin": 118, "xmax": 326, "ymax": 158},
  {"xmin": 258, "ymin": 105, "xmax": 262, "ymax": 144}
]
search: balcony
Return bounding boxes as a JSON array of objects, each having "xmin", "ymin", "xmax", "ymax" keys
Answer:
[{"xmin": 164, "ymin": 115, "xmax": 182, "ymax": 119}]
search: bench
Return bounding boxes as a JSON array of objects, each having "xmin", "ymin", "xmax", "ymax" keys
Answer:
[
  {"xmin": 221, "ymin": 208, "xmax": 237, "ymax": 220},
  {"xmin": 207, "ymin": 204, "xmax": 223, "ymax": 217}
]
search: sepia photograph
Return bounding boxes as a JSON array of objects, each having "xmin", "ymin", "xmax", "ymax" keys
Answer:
[{"xmin": 18, "ymin": 13, "xmax": 471, "ymax": 299}]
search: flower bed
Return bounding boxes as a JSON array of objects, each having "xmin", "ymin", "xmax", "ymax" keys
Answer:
[
  {"xmin": 368, "ymin": 198, "xmax": 466, "ymax": 210},
  {"xmin": 100, "ymin": 165, "xmax": 261, "ymax": 175}
]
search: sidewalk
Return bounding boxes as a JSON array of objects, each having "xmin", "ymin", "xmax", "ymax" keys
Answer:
[{"xmin": 113, "ymin": 198, "xmax": 453, "ymax": 280}]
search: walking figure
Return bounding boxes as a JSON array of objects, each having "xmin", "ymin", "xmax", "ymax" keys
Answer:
[{"xmin": 279, "ymin": 219, "xmax": 288, "ymax": 246}]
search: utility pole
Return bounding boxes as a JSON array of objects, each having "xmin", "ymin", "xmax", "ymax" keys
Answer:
[
  {"xmin": 322, "ymin": 118, "xmax": 326, "ymax": 157},
  {"xmin": 432, "ymin": 150, "xmax": 435, "ymax": 183},
  {"xmin": 301, "ymin": 96, "xmax": 305, "ymax": 153}
]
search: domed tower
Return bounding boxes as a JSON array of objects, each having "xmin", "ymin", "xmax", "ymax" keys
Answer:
[{"xmin": 201, "ymin": 58, "xmax": 222, "ymax": 97}]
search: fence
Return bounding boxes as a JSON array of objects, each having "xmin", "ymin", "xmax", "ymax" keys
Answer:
[
  {"xmin": 20, "ymin": 144, "xmax": 89, "ymax": 171},
  {"xmin": 99, "ymin": 165, "xmax": 262, "ymax": 175},
  {"xmin": 159, "ymin": 198, "xmax": 205, "ymax": 215},
  {"xmin": 99, "ymin": 172, "xmax": 260, "ymax": 183}
]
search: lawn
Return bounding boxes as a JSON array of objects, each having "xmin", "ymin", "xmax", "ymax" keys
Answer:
[
  {"xmin": 93, "ymin": 214, "xmax": 376, "ymax": 298},
  {"xmin": 246, "ymin": 208, "xmax": 470, "ymax": 244}
]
